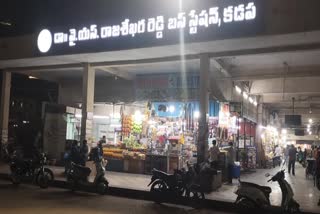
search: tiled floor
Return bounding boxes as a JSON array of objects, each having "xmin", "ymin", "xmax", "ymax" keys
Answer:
[{"xmin": 1, "ymin": 162, "xmax": 320, "ymax": 213}]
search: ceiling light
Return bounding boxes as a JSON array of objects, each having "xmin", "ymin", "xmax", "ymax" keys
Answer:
[
  {"xmin": 309, "ymin": 119, "xmax": 313, "ymax": 123},
  {"xmin": 235, "ymin": 86, "xmax": 242, "ymax": 94},
  {"xmin": 194, "ymin": 111, "xmax": 200, "ymax": 119},
  {"xmin": 253, "ymin": 101, "xmax": 258, "ymax": 106},
  {"xmin": 29, "ymin": 76, "xmax": 38, "ymax": 79},
  {"xmin": 248, "ymin": 97, "xmax": 254, "ymax": 103},
  {"xmin": 0, "ymin": 21, "xmax": 12, "ymax": 26},
  {"xmin": 282, "ymin": 129, "xmax": 287, "ymax": 134},
  {"xmin": 243, "ymin": 92, "xmax": 248, "ymax": 100},
  {"xmin": 309, "ymin": 131, "xmax": 312, "ymax": 135}
]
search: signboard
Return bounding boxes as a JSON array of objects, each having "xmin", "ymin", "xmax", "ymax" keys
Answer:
[
  {"xmin": 135, "ymin": 73, "xmax": 200, "ymax": 100},
  {"xmin": 36, "ymin": 0, "xmax": 264, "ymax": 55}
]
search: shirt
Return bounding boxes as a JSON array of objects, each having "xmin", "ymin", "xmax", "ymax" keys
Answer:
[
  {"xmin": 209, "ymin": 146, "xmax": 220, "ymax": 162},
  {"xmin": 227, "ymin": 146, "xmax": 235, "ymax": 165},
  {"xmin": 289, "ymin": 147, "xmax": 297, "ymax": 161},
  {"xmin": 275, "ymin": 147, "xmax": 282, "ymax": 157}
]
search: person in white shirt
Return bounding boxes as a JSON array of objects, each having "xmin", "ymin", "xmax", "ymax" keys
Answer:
[
  {"xmin": 209, "ymin": 140, "xmax": 220, "ymax": 169},
  {"xmin": 273, "ymin": 145, "xmax": 282, "ymax": 167}
]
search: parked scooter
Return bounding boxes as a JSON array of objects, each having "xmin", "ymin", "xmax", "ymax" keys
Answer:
[
  {"xmin": 10, "ymin": 150, "xmax": 54, "ymax": 188},
  {"xmin": 234, "ymin": 165, "xmax": 300, "ymax": 213},
  {"xmin": 66, "ymin": 159, "xmax": 109, "ymax": 195}
]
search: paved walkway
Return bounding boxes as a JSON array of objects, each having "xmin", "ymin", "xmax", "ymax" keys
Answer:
[{"xmin": 1, "ymin": 162, "xmax": 319, "ymax": 213}]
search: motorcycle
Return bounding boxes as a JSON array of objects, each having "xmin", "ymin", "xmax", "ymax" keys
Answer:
[
  {"xmin": 66, "ymin": 159, "xmax": 109, "ymax": 195},
  {"xmin": 10, "ymin": 151, "xmax": 54, "ymax": 189},
  {"xmin": 234, "ymin": 165, "xmax": 300, "ymax": 213},
  {"xmin": 148, "ymin": 163, "xmax": 205, "ymax": 201}
]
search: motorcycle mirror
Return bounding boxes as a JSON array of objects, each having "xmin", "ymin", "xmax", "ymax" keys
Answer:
[{"xmin": 265, "ymin": 173, "xmax": 270, "ymax": 177}]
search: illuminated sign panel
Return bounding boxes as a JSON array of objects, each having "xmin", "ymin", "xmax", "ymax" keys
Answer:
[{"xmin": 37, "ymin": 0, "xmax": 264, "ymax": 55}]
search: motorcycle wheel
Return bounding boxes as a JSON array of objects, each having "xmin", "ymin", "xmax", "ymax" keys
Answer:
[
  {"xmin": 186, "ymin": 190, "xmax": 205, "ymax": 200},
  {"xmin": 236, "ymin": 197, "xmax": 258, "ymax": 210},
  {"xmin": 67, "ymin": 177, "xmax": 76, "ymax": 192},
  {"xmin": 37, "ymin": 173, "xmax": 50, "ymax": 189},
  {"xmin": 96, "ymin": 181, "xmax": 108, "ymax": 195},
  {"xmin": 150, "ymin": 180, "xmax": 167, "ymax": 193},
  {"xmin": 11, "ymin": 173, "xmax": 21, "ymax": 186},
  {"xmin": 288, "ymin": 200, "xmax": 301, "ymax": 213}
]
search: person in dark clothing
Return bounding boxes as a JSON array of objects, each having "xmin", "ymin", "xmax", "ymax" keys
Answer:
[
  {"xmin": 70, "ymin": 140, "xmax": 81, "ymax": 165},
  {"xmin": 80, "ymin": 140, "xmax": 89, "ymax": 166},
  {"xmin": 227, "ymin": 142, "xmax": 235, "ymax": 184},
  {"xmin": 288, "ymin": 145, "xmax": 297, "ymax": 175}
]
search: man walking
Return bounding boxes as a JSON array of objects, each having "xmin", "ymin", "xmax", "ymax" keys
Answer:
[
  {"xmin": 209, "ymin": 140, "xmax": 220, "ymax": 169},
  {"xmin": 227, "ymin": 142, "xmax": 235, "ymax": 184},
  {"xmin": 288, "ymin": 145, "xmax": 297, "ymax": 175}
]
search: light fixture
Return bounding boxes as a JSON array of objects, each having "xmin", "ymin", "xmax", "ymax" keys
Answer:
[
  {"xmin": 29, "ymin": 76, "xmax": 38, "ymax": 79},
  {"xmin": 194, "ymin": 111, "xmax": 200, "ymax": 119},
  {"xmin": 243, "ymin": 92, "xmax": 249, "ymax": 100},
  {"xmin": 169, "ymin": 105, "xmax": 175, "ymax": 113},
  {"xmin": 309, "ymin": 119, "xmax": 313, "ymax": 123},
  {"xmin": 253, "ymin": 101, "xmax": 258, "ymax": 106},
  {"xmin": 309, "ymin": 131, "xmax": 312, "ymax": 135},
  {"xmin": 281, "ymin": 129, "xmax": 287, "ymax": 134},
  {"xmin": 235, "ymin": 86, "xmax": 242, "ymax": 94},
  {"xmin": 307, "ymin": 124, "xmax": 311, "ymax": 128},
  {"xmin": 248, "ymin": 97, "xmax": 254, "ymax": 103}
]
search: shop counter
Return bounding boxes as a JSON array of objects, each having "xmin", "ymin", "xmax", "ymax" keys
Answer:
[
  {"xmin": 124, "ymin": 158, "xmax": 145, "ymax": 174},
  {"xmin": 145, "ymin": 154, "xmax": 184, "ymax": 174},
  {"xmin": 106, "ymin": 158, "xmax": 124, "ymax": 172}
]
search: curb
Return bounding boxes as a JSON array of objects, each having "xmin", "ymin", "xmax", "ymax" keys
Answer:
[{"xmin": 0, "ymin": 173, "xmax": 317, "ymax": 214}]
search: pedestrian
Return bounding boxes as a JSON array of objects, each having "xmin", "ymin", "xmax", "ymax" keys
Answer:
[
  {"xmin": 273, "ymin": 145, "xmax": 282, "ymax": 167},
  {"xmin": 313, "ymin": 149, "xmax": 320, "ymax": 206},
  {"xmin": 208, "ymin": 140, "xmax": 220, "ymax": 169},
  {"xmin": 71, "ymin": 140, "xmax": 81, "ymax": 165},
  {"xmin": 99, "ymin": 136, "xmax": 107, "ymax": 145},
  {"xmin": 227, "ymin": 142, "xmax": 235, "ymax": 184},
  {"xmin": 288, "ymin": 145, "xmax": 297, "ymax": 176},
  {"xmin": 80, "ymin": 140, "xmax": 89, "ymax": 166},
  {"xmin": 284, "ymin": 145, "xmax": 290, "ymax": 165}
]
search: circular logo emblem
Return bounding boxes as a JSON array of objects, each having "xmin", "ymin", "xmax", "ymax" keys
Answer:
[{"xmin": 37, "ymin": 29, "xmax": 52, "ymax": 53}]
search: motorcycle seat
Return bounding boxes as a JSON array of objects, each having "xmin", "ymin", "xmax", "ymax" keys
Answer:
[
  {"xmin": 241, "ymin": 182, "xmax": 272, "ymax": 194},
  {"xmin": 152, "ymin": 168, "xmax": 175, "ymax": 179}
]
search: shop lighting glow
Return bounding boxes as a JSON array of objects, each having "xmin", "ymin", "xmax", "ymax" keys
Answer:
[
  {"xmin": 169, "ymin": 105, "xmax": 175, "ymax": 113},
  {"xmin": 281, "ymin": 129, "xmax": 287, "ymax": 134},
  {"xmin": 110, "ymin": 124, "xmax": 122, "ymax": 127},
  {"xmin": 243, "ymin": 92, "xmax": 248, "ymax": 100},
  {"xmin": 133, "ymin": 110, "xmax": 144, "ymax": 123},
  {"xmin": 235, "ymin": 86, "xmax": 242, "ymax": 94},
  {"xmin": 29, "ymin": 76, "xmax": 38, "ymax": 79},
  {"xmin": 93, "ymin": 115, "xmax": 109, "ymax": 119},
  {"xmin": 248, "ymin": 97, "xmax": 254, "ymax": 103},
  {"xmin": 75, "ymin": 114, "xmax": 109, "ymax": 119},
  {"xmin": 309, "ymin": 131, "xmax": 312, "ymax": 135},
  {"xmin": 253, "ymin": 101, "xmax": 258, "ymax": 106},
  {"xmin": 307, "ymin": 124, "xmax": 311, "ymax": 128},
  {"xmin": 194, "ymin": 111, "xmax": 200, "ymax": 119},
  {"xmin": 309, "ymin": 119, "xmax": 313, "ymax": 123}
]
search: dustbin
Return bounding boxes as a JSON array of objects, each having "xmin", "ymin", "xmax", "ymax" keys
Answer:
[{"xmin": 232, "ymin": 165, "xmax": 241, "ymax": 178}]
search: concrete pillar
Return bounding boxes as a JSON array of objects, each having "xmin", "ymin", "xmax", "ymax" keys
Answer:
[
  {"xmin": 0, "ymin": 71, "xmax": 11, "ymax": 146},
  {"xmin": 256, "ymin": 101, "xmax": 264, "ymax": 168},
  {"xmin": 197, "ymin": 54, "xmax": 210, "ymax": 163},
  {"xmin": 80, "ymin": 64, "xmax": 95, "ymax": 144}
]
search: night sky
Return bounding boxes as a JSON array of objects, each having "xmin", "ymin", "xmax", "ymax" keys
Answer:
[{"xmin": 0, "ymin": 0, "xmax": 177, "ymax": 37}]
